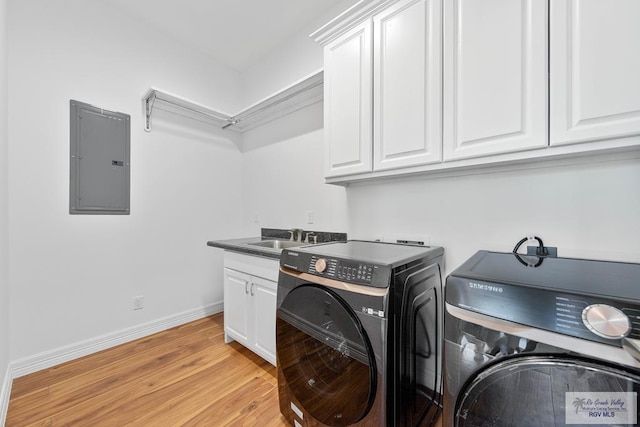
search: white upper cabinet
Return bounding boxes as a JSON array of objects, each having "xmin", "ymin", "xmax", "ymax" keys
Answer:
[
  {"xmin": 324, "ymin": 21, "xmax": 373, "ymax": 177},
  {"xmin": 443, "ymin": 0, "xmax": 548, "ymax": 160},
  {"xmin": 318, "ymin": 0, "xmax": 442, "ymax": 178},
  {"xmin": 315, "ymin": 0, "xmax": 640, "ymax": 184},
  {"xmin": 550, "ymin": 0, "xmax": 640, "ymax": 146},
  {"xmin": 373, "ymin": 0, "xmax": 442, "ymax": 170}
]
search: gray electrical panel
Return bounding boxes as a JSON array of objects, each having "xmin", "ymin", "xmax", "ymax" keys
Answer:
[{"xmin": 69, "ymin": 100, "xmax": 130, "ymax": 215}]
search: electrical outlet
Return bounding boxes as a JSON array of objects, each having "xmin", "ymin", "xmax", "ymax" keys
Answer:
[
  {"xmin": 393, "ymin": 234, "xmax": 431, "ymax": 246},
  {"xmin": 133, "ymin": 296, "xmax": 144, "ymax": 310},
  {"xmin": 253, "ymin": 211, "xmax": 260, "ymax": 223},
  {"xmin": 307, "ymin": 210, "xmax": 314, "ymax": 224}
]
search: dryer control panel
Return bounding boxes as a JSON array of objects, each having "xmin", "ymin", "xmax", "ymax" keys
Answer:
[{"xmin": 280, "ymin": 250, "xmax": 391, "ymax": 288}]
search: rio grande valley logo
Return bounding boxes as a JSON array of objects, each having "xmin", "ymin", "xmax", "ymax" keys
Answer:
[{"xmin": 566, "ymin": 392, "xmax": 637, "ymax": 424}]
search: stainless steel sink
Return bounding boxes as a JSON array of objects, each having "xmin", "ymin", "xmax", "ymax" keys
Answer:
[{"xmin": 247, "ymin": 240, "xmax": 306, "ymax": 250}]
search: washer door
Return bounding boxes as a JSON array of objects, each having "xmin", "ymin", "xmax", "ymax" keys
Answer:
[
  {"xmin": 277, "ymin": 285, "xmax": 377, "ymax": 426},
  {"xmin": 456, "ymin": 356, "xmax": 640, "ymax": 426}
]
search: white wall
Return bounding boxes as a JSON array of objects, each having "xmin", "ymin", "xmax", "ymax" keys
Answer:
[
  {"xmin": 1, "ymin": 0, "xmax": 11, "ymax": 418},
  {"xmin": 7, "ymin": 0, "xmax": 243, "ymax": 366},
  {"xmin": 241, "ymin": 0, "xmax": 359, "ymax": 106},
  {"xmin": 241, "ymin": 103, "xmax": 349, "ymax": 236},
  {"xmin": 347, "ymin": 157, "xmax": 640, "ymax": 275},
  {"xmin": 238, "ymin": 0, "xmax": 360, "ymax": 237}
]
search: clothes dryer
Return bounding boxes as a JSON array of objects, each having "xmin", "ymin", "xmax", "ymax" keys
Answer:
[{"xmin": 277, "ymin": 241, "xmax": 444, "ymax": 426}]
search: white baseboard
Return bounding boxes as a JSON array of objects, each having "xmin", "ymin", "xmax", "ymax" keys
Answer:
[
  {"xmin": 0, "ymin": 363, "xmax": 11, "ymax": 427},
  {"xmin": 9, "ymin": 302, "xmax": 223, "ymax": 380}
]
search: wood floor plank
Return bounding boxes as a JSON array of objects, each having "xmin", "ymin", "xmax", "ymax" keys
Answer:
[
  {"xmin": 9, "ymin": 332, "xmax": 224, "ymax": 425},
  {"xmin": 6, "ymin": 312, "xmax": 441, "ymax": 427},
  {"xmin": 10, "ymin": 316, "xmax": 222, "ymax": 401},
  {"xmin": 181, "ymin": 376, "xmax": 280, "ymax": 426},
  {"xmin": 47, "ymin": 348, "xmax": 233, "ymax": 425},
  {"xmin": 6, "ymin": 313, "xmax": 289, "ymax": 427},
  {"xmin": 56, "ymin": 348, "xmax": 270, "ymax": 426}
]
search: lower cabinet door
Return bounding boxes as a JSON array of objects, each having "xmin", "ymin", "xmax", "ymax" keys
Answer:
[
  {"xmin": 251, "ymin": 276, "xmax": 277, "ymax": 365},
  {"xmin": 223, "ymin": 268, "xmax": 250, "ymax": 346}
]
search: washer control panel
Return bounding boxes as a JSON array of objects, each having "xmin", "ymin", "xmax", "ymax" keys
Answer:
[
  {"xmin": 308, "ymin": 256, "xmax": 376, "ymax": 284},
  {"xmin": 554, "ymin": 297, "xmax": 640, "ymax": 344},
  {"xmin": 446, "ymin": 275, "xmax": 640, "ymax": 347}
]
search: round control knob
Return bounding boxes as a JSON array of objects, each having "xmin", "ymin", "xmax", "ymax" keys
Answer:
[
  {"xmin": 315, "ymin": 258, "xmax": 327, "ymax": 273},
  {"xmin": 582, "ymin": 304, "xmax": 630, "ymax": 339}
]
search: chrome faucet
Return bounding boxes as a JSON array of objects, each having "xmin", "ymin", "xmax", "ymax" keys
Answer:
[
  {"xmin": 304, "ymin": 232, "xmax": 317, "ymax": 244},
  {"xmin": 289, "ymin": 228, "xmax": 303, "ymax": 242}
]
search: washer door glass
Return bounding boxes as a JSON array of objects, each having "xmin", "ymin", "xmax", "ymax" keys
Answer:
[
  {"xmin": 456, "ymin": 356, "xmax": 640, "ymax": 427},
  {"xmin": 277, "ymin": 285, "xmax": 376, "ymax": 427}
]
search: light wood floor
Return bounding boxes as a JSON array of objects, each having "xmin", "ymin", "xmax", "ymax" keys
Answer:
[
  {"xmin": 7, "ymin": 313, "xmax": 443, "ymax": 427},
  {"xmin": 6, "ymin": 313, "xmax": 289, "ymax": 426}
]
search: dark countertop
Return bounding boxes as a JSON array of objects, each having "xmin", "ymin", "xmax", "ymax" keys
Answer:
[
  {"xmin": 206, "ymin": 237, "xmax": 283, "ymax": 259},
  {"xmin": 207, "ymin": 228, "xmax": 348, "ymax": 260}
]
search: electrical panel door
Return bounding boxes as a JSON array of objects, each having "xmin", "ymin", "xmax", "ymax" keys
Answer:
[{"xmin": 69, "ymin": 100, "xmax": 130, "ymax": 214}]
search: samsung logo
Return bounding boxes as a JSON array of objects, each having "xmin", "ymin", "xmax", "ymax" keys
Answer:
[{"xmin": 468, "ymin": 281, "xmax": 503, "ymax": 293}]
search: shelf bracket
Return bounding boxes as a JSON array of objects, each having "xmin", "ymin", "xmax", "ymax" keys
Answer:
[
  {"xmin": 144, "ymin": 90, "xmax": 157, "ymax": 132},
  {"xmin": 222, "ymin": 119, "xmax": 239, "ymax": 130}
]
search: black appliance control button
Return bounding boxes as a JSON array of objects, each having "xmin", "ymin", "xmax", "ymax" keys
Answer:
[{"xmin": 582, "ymin": 304, "xmax": 631, "ymax": 339}]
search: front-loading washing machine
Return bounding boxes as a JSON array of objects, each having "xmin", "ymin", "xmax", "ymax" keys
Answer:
[
  {"xmin": 276, "ymin": 241, "xmax": 444, "ymax": 426},
  {"xmin": 444, "ymin": 250, "xmax": 640, "ymax": 426}
]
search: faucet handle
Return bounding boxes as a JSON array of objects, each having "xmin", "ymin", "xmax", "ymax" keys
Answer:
[{"xmin": 290, "ymin": 228, "xmax": 303, "ymax": 242}]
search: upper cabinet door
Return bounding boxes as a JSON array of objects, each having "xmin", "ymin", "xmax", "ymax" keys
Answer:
[
  {"xmin": 550, "ymin": 0, "xmax": 640, "ymax": 146},
  {"xmin": 443, "ymin": 0, "xmax": 548, "ymax": 160},
  {"xmin": 373, "ymin": 0, "xmax": 442, "ymax": 171},
  {"xmin": 324, "ymin": 21, "xmax": 373, "ymax": 178}
]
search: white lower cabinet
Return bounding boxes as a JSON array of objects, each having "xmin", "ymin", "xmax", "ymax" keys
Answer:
[
  {"xmin": 224, "ymin": 269, "xmax": 251, "ymax": 345},
  {"xmin": 251, "ymin": 276, "xmax": 277, "ymax": 362},
  {"xmin": 223, "ymin": 252, "xmax": 278, "ymax": 366}
]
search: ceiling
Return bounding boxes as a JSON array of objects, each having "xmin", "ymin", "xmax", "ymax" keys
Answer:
[{"xmin": 99, "ymin": 0, "xmax": 353, "ymax": 72}]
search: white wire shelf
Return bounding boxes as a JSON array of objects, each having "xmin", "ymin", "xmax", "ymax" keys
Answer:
[{"xmin": 142, "ymin": 70, "xmax": 323, "ymax": 133}]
